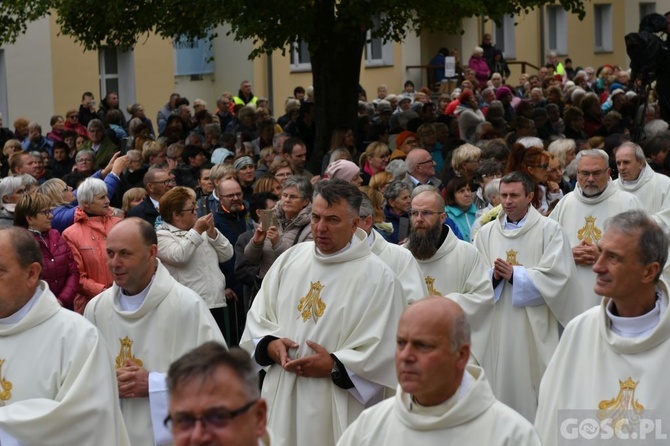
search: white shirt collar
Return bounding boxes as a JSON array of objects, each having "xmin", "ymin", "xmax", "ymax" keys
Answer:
[
  {"xmin": 503, "ymin": 210, "xmax": 529, "ymax": 230},
  {"xmin": 119, "ymin": 275, "xmax": 156, "ymax": 312},
  {"xmin": 0, "ymin": 283, "xmax": 45, "ymax": 325},
  {"xmin": 606, "ymin": 289, "xmax": 665, "ymax": 338}
]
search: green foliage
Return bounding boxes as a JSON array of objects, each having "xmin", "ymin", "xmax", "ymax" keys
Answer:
[{"xmin": 0, "ymin": 1, "xmax": 51, "ymax": 45}]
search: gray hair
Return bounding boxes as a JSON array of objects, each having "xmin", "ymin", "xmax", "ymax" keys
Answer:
[
  {"xmin": 576, "ymin": 148, "xmax": 609, "ymax": 165},
  {"xmin": 313, "ymin": 179, "xmax": 362, "ymax": 219},
  {"xmin": 328, "ymin": 148, "xmax": 352, "ymax": 165},
  {"xmin": 19, "ymin": 174, "xmax": 38, "ymax": 190},
  {"xmin": 383, "ymin": 180, "xmax": 410, "ymax": 202},
  {"xmin": 614, "ymin": 142, "xmax": 646, "ymax": 164},
  {"xmin": 484, "ymin": 178, "xmax": 501, "ymax": 199},
  {"xmin": 385, "ymin": 159, "xmax": 407, "ymax": 179},
  {"xmin": 644, "ymin": 119, "xmax": 669, "ymax": 140},
  {"xmin": 282, "ymin": 176, "xmax": 313, "ymax": 200},
  {"xmin": 410, "ymin": 184, "xmax": 438, "ymax": 200},
  {"xmin": 548, "ymin": 139, "xmax": 577, "ymax": 168},
  {"xmin": 0, "ymin": 176, "xmax": 24, "ymax": 209},
  {"xmin": 605, "ymin": 210, "xmax": 667, "ymax": 281},
  {"xmin": 77, "ymin": 178, "xmax": 108, "ymax": 205},
  {"xmin": 516, "ymin": 137, "xmax": 544, "ymax": 149},
  {"xmin": 87, "ymin": 119, "xmax": 103, "ymax": 132},
  {"xmin": 75, "ymin": 149, "xmax": 94, "ymax": 162},
  {"xmin": 359, "ymin": 194, "xmax": 374, "ymax": 219}
]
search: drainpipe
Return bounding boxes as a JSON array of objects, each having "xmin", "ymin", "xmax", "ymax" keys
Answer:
[
  {"xmin": 539, "ymin": 6, "xmax": 545, "ymax": 69},
  {"xmin": 267, "ymin": 53, "xmax": 274, "ymax": 113}
]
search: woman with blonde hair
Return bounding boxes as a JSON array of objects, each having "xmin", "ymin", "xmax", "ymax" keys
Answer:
[
  {"xmin": 547, "ymin": 138, "xmax": 577, "ymax": 188},
  {"xmin": 359, "ymin": 141, "xmax": 390, "ymax": 186},
  {"xmin": 121, "ymin": 187, "xmax": 147, "ymax": 213},
  {"xmin": 253, "ymin": 175, "xmax": 282, "ymax": 196},
  {"xmin": 369, "ymin": 171, "xmax": 394, "ymax": 195}
]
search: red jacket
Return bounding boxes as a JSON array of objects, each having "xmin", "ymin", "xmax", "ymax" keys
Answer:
[
  {"xmin": 62, "ymin": 207, "xmax": 121, "ymax": 314},
  {"xmin": 33, "ymin": 229, "xmax": 80, "ymax": 311}
]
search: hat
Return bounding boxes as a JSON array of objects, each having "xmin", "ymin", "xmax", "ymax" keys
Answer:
[
  {"xmin": 324, "ymin": 159, "xmax": 360, "ymax": 182},
  {"xmin": 398, "ymin": 96, "xmax": 412, "ymax": 104},
  {"xmin": 609, "ymin": 83, "xmax": 624, "ymax": 93},
  {"xmin": 211, "ymin": 148, "xmax": 235, "ymax": 165},
  {"xmin": 495, "ymin": 86, "xmax": 512, "ymax": 101},
  {"xmin": 610, "ymin": 88, "xmax": 625, "ymax": 99},
  {"xmin": 396, "ymin": 130, "xmax": 417, "ymax": 147},
  {"xmin": 378, "ymin": 103, "xmax": 393, "ymax": 114},
  {"xmin": 233, "ymin": 156, "xmax": 254, "ymax": 171}
]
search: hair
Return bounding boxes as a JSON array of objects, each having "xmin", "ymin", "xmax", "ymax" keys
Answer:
[
  {"xmin": 644, "ymin": 132, "xmax": 670, "ymax": 158},
  {"xmin": 604, "ymin": 210, "xmax": 668, "ymax": 281},
  {"xmin": 575, "ymin": 148, "xmax": 609, "ymax": 165},
  {"xmin": 8, "ymin": 152, "xmax": 28, "ymax": 174},
  {"xmin": 258, "ymin": 147, "xmax": 275, "ymax": 169},
  {"xmin": 77, "ymin": 178, "xmax": 107, "ymax": 205},
  {"xmin": 369, "ymin": 171, "xmax": 393, "ymax": 193},
  {"xmin": 475, "ymin": 159, "xmax": 503, "ymax": 182},
  {"xmin": 451, "ymin": 143, "xmax": 482, "ymax": 171},
  {"xmin": 38, "ymin": 178, "xmax": 69, "ymax": 206},
  {"xmin": 506, "ymin": 143, "xmax": 547, "ymax": 174},
  {"xmin": 282, "ymin": 137, "xmax": 305, "ymax": 156},
  {"xmin": 484, "ymin": 178, "xmax": 501, "ymax": 199},
  {"xmin": 282, "ymin": 176, "xmax": 313, "ymax": 200},
  {"xmin": 167, "ymin": 342, "xmax": 259, "ymax": 400},
  {"xmin": 359, "ymin": 187, "xmax": 385, "ymax": 224},
  {"xmin": 142, "ymin": 140, "xmax": 165, "ymax": 163},
  {"xmin": 359, "ymin": 141, "xmax": 390, "ymax": 167},
  {"xmin": 313, "ymin": 179, "xmax": 362, "ymax": 218},
  {"xmin": 613, "ymin": 141, "xmax": 646, "ymax": 163},
  {"xmin": 3, "ymin": 139, "xmax": 22, "ymax": 157},
  {"xmin": 143, "ymin": 165, "xmax": 170, "ymax": 188},
  {"xmin": 210, "ymin": 163, "xmax": 236, "ymax": 184},
  {"xmin": 0, "ymin": 227, "xmax": 42, "ymax": 268},
  {"xmin": 444, "ymin": 177, "xmax": 470, "ymax": 206},
  {"xmin": 0, "ymin": 176, "xmax": 24, "ymax": 208},
  {"xmin": 159, "ymin": 186, "xmax": 196, "ymax": 224},
  {"xmin": 383, "ymin": 180, "xmax": 411, "ymax": 202},
  {"xmin": 500, "ymin": 171, "xmax": 536, "ymax": 196},
  {"xmin": 20, "ymin": 174, "xmax": 38, "ymax": 191},
  {"xmin": 122, "ymin": 187, "xmax": 147, "ymax": 213},
  {"xmin": 269, "ymin": 159, "xmax": 294, "ymax": 176},
  {"xmin": 75, "ymin": 149, "xmax": 94, "ymax": 163},
  {"xmin": 253, "ymin": 175, "xmax": 280, "ymax": 194},
  {"xmin": 87, "ymin": 119, "xmax": 104, "ymax": 133},
  {"xmin": 124, "ymin": 217, "xmax": 159, "ymax": 246},
  {"xmin": 14, "ymin": 193, "xmax": 52, "ymax": 228},
  {"xmin": 547, "ymin": 139, "xmax": 577, "ymax": 168},
  {"xmin": 248, "ymin": 192, "xmax": 279, "ymax": 223},
  {"xmin": 644, "ymin": 119, "xmax": 669, "ymax": 140}
]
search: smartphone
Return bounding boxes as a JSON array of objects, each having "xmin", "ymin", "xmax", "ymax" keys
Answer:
[{"xmin": 260, "ymin": 209, "xmax": 279, "ymax": 231}]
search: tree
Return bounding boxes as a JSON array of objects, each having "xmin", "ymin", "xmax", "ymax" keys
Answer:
[{"xmin": 1, "ymin": 0, "xmax": 585, "ymax": 171}]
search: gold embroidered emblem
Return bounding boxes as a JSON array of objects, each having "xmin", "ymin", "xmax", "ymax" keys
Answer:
[
  {"xmin": 597, "ymin": 377, "xmax": 645, "ymax": 429},
  {"xmin": 506, "ymin": 249, "xmax": 522, "ymax": 266},
  {"xmin": 0, "ymin": 359, "xmax": 12, "ymax": 406},
  {"xmin": 297, "ymin": 281, "xmax": 326, "ymax": 323},
  {"xmin": 577, "ymin": 216, "xmax": 602, "ymax": 245},
  {"xmin": 425, "ymin": 276, "xmax": 442, "ymax": 296},
  {"xmin": 115, "ymin": 336, "xmax": 144, "ymax": 369}
]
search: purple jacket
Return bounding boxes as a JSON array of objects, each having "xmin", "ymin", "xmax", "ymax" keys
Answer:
[
  {"xmin": 468, "ymin": 56, "xmax": 491, "ymax": 84},
  {"xmin": 33, "ymin": 229, "xmax": 80, "ymax": 310}
]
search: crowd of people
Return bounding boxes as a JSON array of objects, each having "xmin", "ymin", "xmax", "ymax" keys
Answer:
[{"xmin": 1, "ymin": 36, "xmax": 670, "ymax": 445}]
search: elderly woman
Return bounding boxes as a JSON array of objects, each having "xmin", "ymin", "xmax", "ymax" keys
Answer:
[
  {"xmin": 383, "ymin": 180, "xmax": 411, "ymax": 244},
  {"xmin": 548, "ymin": 138, "xmax": 577, "ymax": 189},
  {"xmin": 14, "ymin": 193, "xmax": 79, "ymax": 310},
  {"xmin": 444, "ymin": 177, "xmax": 477, "ymax": 242},
  {"xmin": 468, "ymin": 46, "xmax": 490, "ymax": 85},
  {"xmin": 156, "ymin": 186, "xmax": 233, "ymax": 329},
  {"xmin": 39, "ymin": 153, "xmax": 127, "ymax": 233},
  {"xmin": 62, "ymin": 178, "xmax": 122, "ymax": 313},
  {"xmin": 324, "ymin": 159, "xmax": 363, "ymax": 186},
  {"xmin": 269, "ymin": 159, "xmax": 294, "ymax": 186},
  {"xmin": 244, "ymin": 176, "xmax": 313, "ymax": 283},
  {"xmin": 442, "ymin": 143, "xmax": 482, "ymax": 186},
  {"xmin": 359, "ymin": 142, "xmax": 390, "ymax": 186},
  {"xmin": 0, "ymin": 176, "xmax": 28, "ymax": 228}
]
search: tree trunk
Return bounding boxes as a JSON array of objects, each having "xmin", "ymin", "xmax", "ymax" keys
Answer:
[{"xmin": 307, "ymin": 4, "xmax": 366, "ymax": 173}]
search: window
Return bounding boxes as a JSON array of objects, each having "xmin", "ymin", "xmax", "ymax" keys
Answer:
[
  {"xmin": 546, "ymin": 6, "xmax": 567, "ymax": 55},
  {"xmin": 640, "ymin": 2, "xmax": 656, "ymax": 19},
  {"xmin": 365, "ymin": 16, "xmax": 393, "ymax": 67},
  {"xmin": 174, "ymin": 34, "xmax": 214, "ymax": 76},
  {"xmin": 493, "ymin": 15, "xmax": 516, "ymax": 59},
  {"xmin": 290, "ymin": 40, "xmax": 311, "ymax": 72},
  {"xmin": 99, "ymin": 47, "xmax": 119, "ymax": 97},
  {"xmin": 594, "ymin": 4, "xmax": 613, "ymax": 53},
  {"xmin": 98, "ymin": 46, "xmax": 136, "ymax": 115}
]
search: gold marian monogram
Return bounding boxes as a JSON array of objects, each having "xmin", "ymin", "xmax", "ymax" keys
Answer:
[
  {"xmin": 425, "ymin": 276, "xmax": 442, "ymax": 296},
  {"xmin": 577, "ymin": 216, "xmax": 602, "ymax": 245},
  {"xmin": 597, "ymin": 377, "xmax": 645, "ymax": 428},
  {"xmin": 297, "ymin": 281, "xmax": 326, "ymax": 323},
  {"xmin": 0, "ymin": 359, "xmax": 12, "ymax": 406},
  {"xmin": 506, "ymin": 249, "xmax": 522, "ymax": 266},
  {"xmin": 115, "ymin": 336, "xmax": 144, "ymax": 369}
]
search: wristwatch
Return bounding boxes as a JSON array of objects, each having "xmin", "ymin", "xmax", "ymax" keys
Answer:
[{"xmin": 330, "ymin": 356, "xmax": 342, "ymax": 382}]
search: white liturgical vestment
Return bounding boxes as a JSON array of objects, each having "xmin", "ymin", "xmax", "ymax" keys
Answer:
[
  {"xmin": 336, "ymin": 365, "xmax": 541, "ymax": 446},
  {"xmin": 241, "ymin": 229, "xmax": 406, "ymax": 446},
  {"xmin": 535, "ymin": 284, "xmax": 670, "ymax": 446},
  {"xmin": 411, "ymin": 227, "xmax": 494, "ymax": 366},
  {"xmin": 369, "ymin": 229, "xmax": 427, "ymax": 304},
  {"xmin": 0, "ymin": 282, "xmax": 130, "ymax": 445},
  {"xmin": 549, "ymin": 182, "xmax": 641, "ymax": 311},
  {"xmin": 474, "ymin": 206, "xmax": 581, "ymax": 421},
  {"xmin": 85, "ymin": 260, "xmax": 225, "ymax": 446}
]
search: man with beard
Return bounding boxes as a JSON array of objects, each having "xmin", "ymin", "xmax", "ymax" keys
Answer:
[
  {"xmin": 405, "ymin": 187, "xmax": 494, "ymax": 370},
  {"xmin": 474, "ymin": 172, "xmax": 580, "ymax": 422},
  {"xmin": 550, "ymin": 149, "xmax": 641, "ymax": 311}
]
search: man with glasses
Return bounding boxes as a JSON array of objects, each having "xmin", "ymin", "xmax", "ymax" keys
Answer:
[
  {"xmin": 550, "ymin": 149, "xmax": 642, "ymax": 311},
  {"xmin": 85, "ymin": 217, "xmax": 224, "ymax": 445},
  {"xmin": 166, "ymin": 342, "xmax": 270, "ymax": 446},
  {"xmin": 128, "ymin": 166, "xmax": 176, "ymax": 226},
  {"xmin": 405, "ymin": 187, "xmax": 494, "ymax": 376},
  {"xmin": 403, "ymin": 149, "xmax": 442, "ymax": 191},
  {"xmin": 474, "ymin": 172, "xmax": 579, "ymax": 422}
]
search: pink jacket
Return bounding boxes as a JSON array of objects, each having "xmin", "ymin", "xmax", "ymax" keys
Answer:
[
  {"xmin": 468, "ymin": 56, "xmax": 490, "ymax": 84},
  {"xmin": 62, "ymin": 207, "xmax": 121, "ymax": 314}
]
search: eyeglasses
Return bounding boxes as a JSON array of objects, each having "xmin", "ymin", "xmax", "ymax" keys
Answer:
[
  {"xmin": 151, "ymin": 179, "xmax": 176, "ymax": 186},
  {"xmin": 164, "ymin": 400, "xmax": 257, "ymax": 433},
  {"xmin": 67, "ymin": 114, "xmax": 78, "ymax": 119},
  {"xmin": 180, "ymin": 207, "xmax": 197, "ymax": 214},
  {"xmin": 410, "ymin": 209, "xmax": 443, "ymax": 218},
  {"xmin": 37, "ymin": 208, "xmax": 54, "ymax": 218},
  {"xmin": 417, "ymin": 159, "xmax": 435, "ymax": 166},
  {"xmin": 481, "ymin": 173, "xmax": 502, "ymax": 179},
  {"xmin": 404, "ymin": 139, "xmax": 418, "ymax": 145},
  {"xmin": 577, "ymin": 169, "xmax": 608, "ymax": 178},
  {"xmin": 221, "ymin": 192, "xmax": 243, "ymax": 199},
  {"xmin": 77, "ymin": 158, "xmax": 93, "ymax": 163},
  {"xmin": 531, "ymin": 163, "xmax": 549, "ymax": 169},
  {"xmin": 274, "ymin": 172, "xmax": 292, "ymax": 178}
]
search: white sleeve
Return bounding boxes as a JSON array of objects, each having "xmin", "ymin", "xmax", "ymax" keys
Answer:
[
  {"xmin": 510, "ymin": 266, "xmax": 544, "ymax": 307},
  {"xmin": 346, "ymin": 372, "xmax": 384, "ymax": 406},
  {"xmin": 0, "ymin": 427, "xmax": 22, "ymax": 446},
  {"xmin": 489, "ymin": 267, "xmax": 504, "ymax": 303},
  {"xmin": 148, "ymin": 372, "xmax": 173, "ymax": 446}
]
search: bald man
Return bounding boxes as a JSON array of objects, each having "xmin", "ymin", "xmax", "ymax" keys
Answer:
[
  {"xmin": 337, "ymin": 297, "xmax": 540, "ymax": 445},
  {"xmin": 403, "ymin": 149, "xmax": 442, "ymax": 190}
]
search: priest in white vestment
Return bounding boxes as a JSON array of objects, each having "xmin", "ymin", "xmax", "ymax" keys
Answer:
[
  {"xmin": 0, "ymin": 227, "xmax": 130, "ymax": 445},
  {"xmin": 358, "ymin": 195, "xmax": 427, "ymax": 304},
  {"xmin": 241, "ymin": 180, "xmax": 406, "ymax": 446},
  {"xmin": 550, "ymin": 149, "xmax": 641, "ymax": 312},
  {"xmin": 405, "ymin": 188, "xmax": 494, "ymax": 367},
  {"xmin": 85, "ymin": 218, "xmax": 226, "ymax": 446},
  {"xmin": 536, "ymin": 210, "xmax": 670, "ymax": 446},
  {"xmin": 474, "ymin": 172, "xmax": 581, "ymax": 422},
  {"xmin": 337, "ymin": 297, "xmax": 540, "ymax": 446}
]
